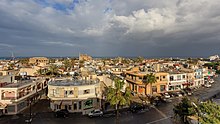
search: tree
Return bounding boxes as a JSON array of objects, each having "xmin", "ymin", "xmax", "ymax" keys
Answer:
[
  {"xmin": 142, "ymin": 73, "xmax": 157, "ymax": 95},
  {"xmin": 173, "ymin": 97, "xmax": 196, "ymax": 122},
  {"xmin": 198, "ymin": 101, "xmax": 220, "ymax": 123},
  {"xmin": 106, "ymin": 79, "xmax": 131, "ymax": 123},
  {"xmin": 48, "ymin": 64, "xmax": 59, "ymax": 76},
  {"xmin": 63, "ymin": 59, "xmax": 72, "ymax": 71}
]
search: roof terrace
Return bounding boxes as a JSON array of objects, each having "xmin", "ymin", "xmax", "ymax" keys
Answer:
[{"xmin": 49, "ymin": 79, "xmax": 99, "ymax": 86}]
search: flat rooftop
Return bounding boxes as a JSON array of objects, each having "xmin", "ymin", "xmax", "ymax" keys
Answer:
[
  {"xmin": 49, "ymin": 79, "xmax": 99, "ymax": 86},
  {"xmin": 2, "ymin": 80, "xmax": 34, "ymax": 88}
]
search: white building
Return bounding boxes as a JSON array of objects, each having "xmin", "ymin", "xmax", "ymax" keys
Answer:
[
  {"xmin": 0, "ymin": 78, "xmax": 48, "ymax": 115},
  {"xmin": 47, "ymin": 79, "xmax": 101, "ymax": 115},
  {"xmin": 168, "ymin": 72, "xmax": 187, "ymax": 91},
  {"xmin": 209, "ymin": 55, "xmax": 219, "ymax": 61}
]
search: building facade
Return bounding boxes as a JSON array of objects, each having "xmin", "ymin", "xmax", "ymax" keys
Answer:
[
  {"xmin": 48, "ymin": 79, "xmax": 101, "ymax": 115},
  {"xmin": 168, "ymin": 72, "xmax": 187, "ymax": 91},
  {"xmin": 29, "ymin": 57, "xmax": 49, "ymax": 66},
  {"xmin": 0, "ymin": 78, "xmax": 48, "ymax": 115}
]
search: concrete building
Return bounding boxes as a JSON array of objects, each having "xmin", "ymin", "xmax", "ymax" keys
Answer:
[
  {"xmin": 19, "ymin": 66, "xmax": 41, "ymax": 76},
  {"xmin": 0, "ymin": 78, "xmax": 48, "ymax": 115},
  {"xmin": 47, "ymin": 79, "xmax": 101, "ymax": 115},
  {"xmin": 168, "ymin": 72, "xmax": 187, "ymax": 91},
  {"xmin": 124, "ymin": 68, "xmax": 169, "ymax": 95},
  {"xmin": 79, "ymin": 54, "xmax": 92, "ymax": 61},
  {"xmin": 29, "ymin": 57, "xmax": 49, "ymax": 66},
  {"xmin": 194, "ymin": 69, "xmax": 204, "ymax": 87}
]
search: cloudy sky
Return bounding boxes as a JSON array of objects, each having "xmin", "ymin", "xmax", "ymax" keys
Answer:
[{"xmin": 0, "ymin": 0, "xmax": 220, "ymax": 57}]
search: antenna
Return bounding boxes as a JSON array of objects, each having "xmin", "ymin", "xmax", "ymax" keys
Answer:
[{"xmin": 10, "ymin": 51, "xmax": 15, "ymax": 62}]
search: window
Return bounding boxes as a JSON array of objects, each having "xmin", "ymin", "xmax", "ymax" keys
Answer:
[
  {"xmin": 79, "ymin": 101, "xmax": 82, "ymax": 110},
  {"xmin": 84, "ymin": 89, "xmax": 90, "ymax": 94},
  {"xmin": 163, "ymin": 76, "xmax": 166, "ymax": 79},
  {"xmin": 84, "ymin": 99, "xmax": 93, "ymax": 109},
  {"xmin": 175, "ymin": 85, "xmax": 181, "ymax": 90},
  {"xmin": 182, "ymin": 75, "xmax": 186, "ymax": 79},
  {"xmin": 74, "ymin": 103, "xmax": 77, "ymax": 110},
  {"xmin": 69, "ymin": 90, "xmax": 73, "ymax": 95},
  {"xmin": 69, "ymin": 105, "xmax": 72, "ymax": 110},
  {"xmin": 160, "ymin": 85, "xmax": 166, "ymax": 92},
  {"xmin": 32, "ymin": 86, "xmax": 35, "ymax": 91},
  {"xmin": 152, "ymin": 86, "xmax": 157, "ymax": 93},
  {"xmin": 169, "ymin": 86, "xmax": 174, "ymax": 91},
  {"xmin": 156, "ymin": 77, "xmax": 159, "ymax": 80},
  {"xmin": 7, "ymin": 105, "xmax": 15, "ymax": 113},
  {"xmin": 177, "ymin": 75, "xmax": 181, "ymax": 80},
  {"xmin": 170, "ymin": 76, "xmax": 174, "ymax": 81}
]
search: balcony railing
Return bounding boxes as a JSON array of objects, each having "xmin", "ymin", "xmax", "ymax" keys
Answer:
[{"xmin": 1, "ymin": 97, "xmax": 16, "ymax": 100}]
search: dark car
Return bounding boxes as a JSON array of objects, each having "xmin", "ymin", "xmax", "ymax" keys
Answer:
[
  {"xmin": 55, "ymin": 109, "xmax": 69, "ymax": 118},
  {"xmin": 129, "ymin": 104, "xmax": 145, "ymax": 113}
]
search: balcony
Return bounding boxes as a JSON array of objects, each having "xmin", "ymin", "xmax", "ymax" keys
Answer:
[
  {"xmin": 125, "ymin": 77, "xmax": 142, "ymax": 85},
  {"xmin": 1, "ymin": 97, "xmax": 16, "ymax": 100}
]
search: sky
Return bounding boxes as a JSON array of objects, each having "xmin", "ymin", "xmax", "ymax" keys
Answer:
[{"xmin": 0, "ymin": 0, "xmax": 220, "ymax": 58}]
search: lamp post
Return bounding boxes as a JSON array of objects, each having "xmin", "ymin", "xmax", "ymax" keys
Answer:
[{"xmin": 192, "ymin": 102, "xmax": 199, "ymax": 124}]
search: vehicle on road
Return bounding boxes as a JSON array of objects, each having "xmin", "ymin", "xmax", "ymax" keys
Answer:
[
  {"xmin": 205, "ymin": 84, "xmax": 212, "ymax": 88},
  {"xmin": 88, "ymin": 109, "xmax": 103, "ymax": 117},
  {"xmin": 164, "ymin": 93, "xmax": 171, "ymax": 98},
  {"xmin": 55, "ymin": 109, "xmax": 69, "ymax": 118},
  {"xmin": 129, "ymin": 104, "xmax": 147, "ymax": 113},
  {"xmin": 209, "ymin": 79, "xmax": 214, "ymax": 84},
  {"xmin": 176, "ymin": 92, "xmax": 183, "ymax": 97}
]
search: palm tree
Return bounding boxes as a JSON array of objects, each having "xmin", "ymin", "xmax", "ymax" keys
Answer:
[
  {"xmin": 48, "ymin": 64, "xmax": 59, "ymax": 76},
  {"xmin": 106, "ymin": 79, "xmax": 131, "ymax": 123},
  {"xmin": 142, "ymin": 73, "xmax": 157, "ymax": 96},
  {"xmin": 63, "ymin": 59, "xmax": 72, "ymax": 71}
]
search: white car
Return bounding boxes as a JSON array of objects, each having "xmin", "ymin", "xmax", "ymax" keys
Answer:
[
  {"xmin": 164, "ymin": 93, "xmax": 171, "ymax": 98},
  {"xmin": 209, "ymin": 79, "xmax": 214, "ymax": 84},
  {"xmin": 88, "ymin": 109, "xmax": 103, "ymax": 117},
  {"xmin": 205, "ymin": 84, "xmax": 212, "ymax": 88},
  {"xmin": 176, "ymin": 92, "xmax": 183, "ymax": 97}
]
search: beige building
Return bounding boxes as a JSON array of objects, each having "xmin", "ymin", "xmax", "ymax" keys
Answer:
[
  {"xmin": 29, "ymin": 57, "xmax": 49, "ymax": 66},
  {"xmin": 0, "ymin": 78, "xmax": 48, "ymax": 115},
  {"xmin": 19, "ymin": 66, "xmax": 41, "ymax": 76},
  {"xmin": 48, "ymin": 79, "xmax": 101, "ymax": 115},
  {"xmin": 79, "ymin": 54, "xmax": 92, "ymax": 61}
]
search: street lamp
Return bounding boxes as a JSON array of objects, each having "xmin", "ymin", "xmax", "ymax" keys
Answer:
[{"xmin": 192, "ymin": 102, "xmax": 199, "ymax": 124}]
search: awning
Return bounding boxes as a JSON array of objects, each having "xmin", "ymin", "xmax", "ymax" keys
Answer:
[
  {"xmin": 61, "ymin": 101, "xmax": 72, "ymax": 105},
  {"xmin": 0, "ymin": 102, "xmax": 7, "ymax": 109},
  {"xmin": 53, "ymin": 101, "xmax": 61, "ymax": 105}
]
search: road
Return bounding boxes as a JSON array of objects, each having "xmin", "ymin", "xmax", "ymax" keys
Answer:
[{"xmin": 1, "ymin": 75, "xmax": 220, "ymax": 124}]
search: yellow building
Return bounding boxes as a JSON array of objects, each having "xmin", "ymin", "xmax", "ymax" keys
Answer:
[
  {"xmin": 29, "ymin": 57, "xmax": 49, "ymax": 66},
  {"xmin": 124, "ymin": 68, "xmax": 168, "ymax": 95},
  {"xmin": 79, "ymin": 54, "xmax": 92, "ymax": 61}
]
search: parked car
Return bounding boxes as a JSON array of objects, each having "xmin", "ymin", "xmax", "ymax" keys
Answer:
[
  {"xmin": 129, "ymin": 104, "xmax": 146, "ymax": 113},
  {"xmin": 205, "ymin": 84, "xmax": 212, "ymax": 88},
  {"xmin": 176, "ymin": 92, "xmax": 183, "ymax": 97},
  {"xmin": 55, "ymin": 109, "xmax": 69, "ymax": 118},
  {"xmin": 88, "ymin": 109, "xmax": 103, "ymax": 117},
  {"xmin": 164, "ymin": 93, "xmax": 171, "ymax": 98},
  {"xmin": 209, "ymin": 79, "xmax": 214, "ymax": 84}
]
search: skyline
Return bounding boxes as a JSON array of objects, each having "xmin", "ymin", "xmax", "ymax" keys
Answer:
[{"xmin": 0, "ymin": 0, "xmax": 220, "ymax": 57}]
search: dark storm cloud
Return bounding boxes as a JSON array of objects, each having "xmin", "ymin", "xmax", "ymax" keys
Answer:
[{"xmin": 0, "ymin": 0, "xmax": 220, "ymax": 57}]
